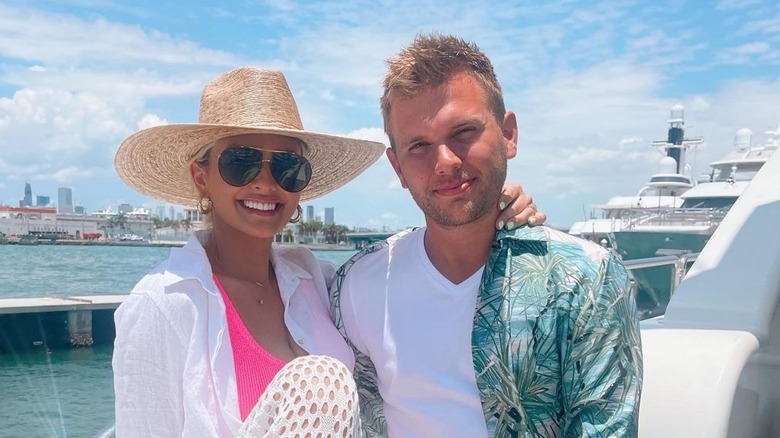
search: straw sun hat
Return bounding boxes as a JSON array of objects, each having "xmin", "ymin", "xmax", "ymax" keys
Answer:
[{"xmin": 115, "ymin": 67, "xmax": 386, "ymax": 206}]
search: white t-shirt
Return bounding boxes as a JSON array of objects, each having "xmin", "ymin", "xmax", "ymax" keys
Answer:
[{"xmin": 339, "ymin": 227, "xmax": 488, "ymax": 437}]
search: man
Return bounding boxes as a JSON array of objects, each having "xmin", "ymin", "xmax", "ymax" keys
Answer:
[{"xmin": 331, "ymin": 33, "xmax": 642, "ymax": 437}]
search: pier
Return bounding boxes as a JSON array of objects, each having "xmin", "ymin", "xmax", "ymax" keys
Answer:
[{"xmin": 0, "ymin": 295, "xmax": 125, "ymax": 353}]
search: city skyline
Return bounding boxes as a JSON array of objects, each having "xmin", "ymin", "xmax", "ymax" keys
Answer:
[{"xmin": 2, "ymin": 180, "xmax": 348, "ymax": 225}]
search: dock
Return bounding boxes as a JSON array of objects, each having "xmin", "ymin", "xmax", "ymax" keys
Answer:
[{"xmin": 0, "ymin": 295, "xmax": 126, "ymax": 353}]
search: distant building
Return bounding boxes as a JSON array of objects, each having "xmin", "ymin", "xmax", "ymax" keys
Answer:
[
  {"xmin": 169, "ymin": 206, "xmax": 175, "ymax": 221},
  {"xmin": 58, "ymin": 187, "xmax": 74, "ymax": 214},
  {"xmin": 126, "ymin": 207, "xmax": 151, "ymax": 219},
  {"xmin": 36, "ymin": 195, "xmax": 50, "ymax": 207},
  {"xmin": 0, "ymin": 206, "xmax": 104, "ymax": 239},
  {"xmin": 91, "ymin": 207, "xmax": 115, "ymax": 219},
  {"xmin": 21, "ymin": 182, "xmax": 32, "ymax": 207},
  {"xmin": 324, "ymin": 207, "xmax": 334, "ymax": 225},
  {"xmin": 185, "ymin": 207, "xmax": 205, "ymax": 224},
  {"xmin": 0, "ymin": 206, "xmax": 56, "ymax": 220},
  {"xmin": 156, "ymin": 206, "xmax": 166, "ymax": 220},
  {"xmin": 118, "ymin": 203, "xmax": 133, "ymax": 214},
  {"xmin": 74, "ymin": 205, "xmax": 85, "ymax": 215},
  {"xmin": 306, "ymin": 205, "xmax": 314, "ymax": 222}
]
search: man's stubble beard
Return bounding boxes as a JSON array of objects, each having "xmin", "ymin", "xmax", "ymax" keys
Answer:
[{"xmin": 411, "ymin": 153, "xmax": 507, "ymax": 228}]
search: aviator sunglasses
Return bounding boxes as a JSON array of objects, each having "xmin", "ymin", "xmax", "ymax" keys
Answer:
[{"xmin": 212, "ymin": 146, "xmax": 312, "ymax": 193}]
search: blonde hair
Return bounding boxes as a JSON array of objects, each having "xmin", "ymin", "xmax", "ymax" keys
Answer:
[{"xmin": 380, "ymin": 33, "xmax": 506, "ymax": 147}]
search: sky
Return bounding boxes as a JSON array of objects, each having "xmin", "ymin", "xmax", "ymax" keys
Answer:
[{"xmin": 0, "ymin": 0, "xmax": 778, "ymax": 230}]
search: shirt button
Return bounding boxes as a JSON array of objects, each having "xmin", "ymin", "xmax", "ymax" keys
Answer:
[{"xmin": 297, "ymin": 337, "xmax": 305, "ymax": 345}]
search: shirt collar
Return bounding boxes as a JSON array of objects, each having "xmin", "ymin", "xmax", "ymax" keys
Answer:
[
  {"xmin": 162, "ymin": 230, "xmax": 314, "ymax": 291},
  {"xmin": 495, "ymin": 225, "xmax": 549, "ymax": 244},
  {"xmin": 271, "ymin": 248, "xmax": 314, "ymax": 282},
  {"xmin": 161, "ymin": 230, "xmax": 214, "ymax": 290}
]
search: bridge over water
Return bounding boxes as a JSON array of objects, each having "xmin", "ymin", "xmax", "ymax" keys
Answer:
[{"xmin": 346, "ymin": 231, "xmax": 396, "ymax": 249}]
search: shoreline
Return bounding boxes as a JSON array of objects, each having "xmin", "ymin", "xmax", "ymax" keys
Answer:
[{"xmin": 0, "ymin": 238, "xmax": 358, "ymax": 251}]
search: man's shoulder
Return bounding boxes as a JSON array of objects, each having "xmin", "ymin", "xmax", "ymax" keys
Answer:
[
  {"xmin": 501, "ymin": 225, "xmax": 611, "ymax": 265},
  {"xmin": 545, "ymin": 226, "xmax": 612, "ymax": 264}
]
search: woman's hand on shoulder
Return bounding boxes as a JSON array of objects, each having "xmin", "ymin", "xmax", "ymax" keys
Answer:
[{"xmin": 496, "ymin": 184, "xmax": 547, "ymax": 230}]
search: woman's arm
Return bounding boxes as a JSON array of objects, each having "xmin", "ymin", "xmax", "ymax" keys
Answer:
[{"xmin": 113, "ymin": 293, "xmax": 187, "ymax": 437}]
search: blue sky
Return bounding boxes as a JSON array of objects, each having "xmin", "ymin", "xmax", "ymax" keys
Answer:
[{"xmin": 0, "ymin": 0, "xmax": 778, "ymax": 230}]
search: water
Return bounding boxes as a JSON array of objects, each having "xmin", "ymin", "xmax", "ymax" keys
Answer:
[
  {"xmin": 0, "ymin": 346, "xmax": 115, "ymax": 438},
  {"xmin": 0, "ymin": 244, "xmax": 356, "ymax": 437},
  {"xmin": 0, "ymin": 245, "xmax": 172, "ymax": 298}
]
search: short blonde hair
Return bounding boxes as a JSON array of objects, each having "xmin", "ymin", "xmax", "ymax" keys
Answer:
[{"xmin": 380, "ymin": 33, "xmax": 506, "ymax": 147}]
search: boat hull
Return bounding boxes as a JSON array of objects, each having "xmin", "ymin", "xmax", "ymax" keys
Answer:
[{"xmin": 612, "ymin": 230, "xmax": 711, "ymax": 317}]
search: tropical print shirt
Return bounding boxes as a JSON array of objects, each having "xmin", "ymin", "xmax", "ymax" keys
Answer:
[{"xmin": 330, "ymin": 226, "xmax": 643, "ymax": 437}]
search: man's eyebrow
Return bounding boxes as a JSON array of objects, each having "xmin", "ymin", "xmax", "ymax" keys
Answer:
[
  {"xmin": 397, "ymin": 133, "xmax": 428, "ymax": 147},
  {"xmin": 397, "ymin": 116, "xmax": 485, "ymax": 146},
  {"xmin": 452, "ymin": 116, "xmax": 484, "ymax": 129}
]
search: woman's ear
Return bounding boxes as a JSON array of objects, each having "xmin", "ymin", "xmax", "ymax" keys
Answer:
[{"xmin": 190, "ymin": 161, "xmax": 208, "ymax": 195}]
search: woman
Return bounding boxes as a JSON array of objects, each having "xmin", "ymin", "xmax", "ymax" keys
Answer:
[{"xmin": 112, "ymin": 67, "xmax": 543, "ymax": 437}]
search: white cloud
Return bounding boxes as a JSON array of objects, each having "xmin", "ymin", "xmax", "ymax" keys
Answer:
[
  {"xmin": 47, "ymin": 166, "xmax": 96, "ymax": 183},
  {"xmin": 138, "ymin": 114, "xmax": 168, "ymax": 130},
  {"xmin": 0, "ymin": 5, "xmax": 241, "ymax": 67},
  {"xmin": 718, "ymin": 41, "xmax": 774, "ymax": 64},
  {"xmin": 344, "ymin": 127, "xmax": 388, "ymax": 145},
  {"xmin": 320, "ymin": 90, "xmax": 335, "ymax": 101}
]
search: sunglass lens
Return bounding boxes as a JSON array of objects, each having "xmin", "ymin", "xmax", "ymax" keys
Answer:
[
  {"xmin": 218, "ymin": 147, "xmax": 263, "ymax": 186},
  {"xmin": 271, "ymin": 153, "xmax": 312, "ymax": 193}
]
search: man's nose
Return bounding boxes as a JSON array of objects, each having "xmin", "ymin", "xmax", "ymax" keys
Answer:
[{"xmin": 433, "ymin": 144, "xmax": 462, "ymax": 174}]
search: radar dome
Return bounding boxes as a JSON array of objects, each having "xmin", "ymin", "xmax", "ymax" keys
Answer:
[
  {"xmin": 668, "ymin": 104, "xmax": 685, "ymax": 124},
  {"xmin": 658, "ymin": 156, "xmax": 677, "ymax": 174},
  {"xmin": 734, "ymin": 128, "xmax": 752, "ymax": 151}
]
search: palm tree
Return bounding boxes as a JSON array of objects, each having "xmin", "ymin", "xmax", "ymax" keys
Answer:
[
  {"xmin": 181, "ymin": 218, "xmax": 192, "ymax": 235},
  {"xmin": 334, "ymin": 224, "xmax": 350, "ymax": 244},
  {"xmin": 113, "ymin": 213, "xmax": 128, "ymax": 234},
  {"xmin": 283, "ymin": 226, "xmax": 294, "ymax": 243},
  {"xmin": 171, "ymin": 219, "xmax": 181, "ymax": 240},
  {"xmin": 297, "ymin": 220, "xmax": 323, "ymax": 244}
]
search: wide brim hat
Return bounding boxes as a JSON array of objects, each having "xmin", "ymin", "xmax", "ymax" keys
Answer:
[{"xmin": 115, "ymin": 67, "xmax": 386, "ymax": 206}]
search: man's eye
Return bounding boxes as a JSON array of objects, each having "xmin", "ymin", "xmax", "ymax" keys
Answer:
[{"xmin": 455, "ymin": 127, "xmax": 476, "ymax": 137}]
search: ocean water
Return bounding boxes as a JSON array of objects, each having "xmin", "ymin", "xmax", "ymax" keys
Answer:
[{"xmin": 0, "ymin": 244, "xmax": 356, "ymax": 437}]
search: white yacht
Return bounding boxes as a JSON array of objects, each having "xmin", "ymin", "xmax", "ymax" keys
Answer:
[
  {"xmin": 638, "ymin": 128, "xmax": 780, "ymax": 437},
  {"xmin": 610, "ymin": 122, "xmax": 779, "ymax": 316},
  {"xmin": 569, "ymin": 104, "xmax": 700, "ymax": 244}
]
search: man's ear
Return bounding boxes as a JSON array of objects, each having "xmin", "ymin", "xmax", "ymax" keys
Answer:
[
  {"xmin": 502, "ymin": 111, "xmax": 518, "ymax": 159},
  {"xmin": 386, "ymin": 147, "xmax": 408, "ymax": 189}
]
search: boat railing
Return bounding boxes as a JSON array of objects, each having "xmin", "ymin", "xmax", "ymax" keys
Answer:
[
  {"xmin": 623, "ymin": 252, "xmax": 699, "ymax": 301},
  {"xmin": 93, "ymin": 423, "xmax": 115, "ymax": 438},
  {"xmin": 619, "ymin": 207, "xmax": 728, "ymax": 229}
]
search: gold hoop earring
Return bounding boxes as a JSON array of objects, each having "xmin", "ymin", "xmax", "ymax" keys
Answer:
[
  {"xmin": 289, "ymin": 205, "xmax": 303, "ymax": 223},
  {"xmin": 197, "ymin": 197, "xmax": 213, "ymax": 214}
]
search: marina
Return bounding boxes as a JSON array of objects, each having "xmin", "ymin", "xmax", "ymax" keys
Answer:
[{"xmin": 570, "ymin": 106, "xmax": 780, "ymax": 318}]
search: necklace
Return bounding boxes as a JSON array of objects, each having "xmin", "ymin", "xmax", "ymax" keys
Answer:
[
  {"xmin": 218, "ymin": 272, "xmax": 272, "ymax": 305},
  {"xmin": 253, "ymin": 280, "xmax": 265, "ymax": 305},
  {"xmin": 208, "ymin": 241, "xmax": 272, "ymax": 305}
]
